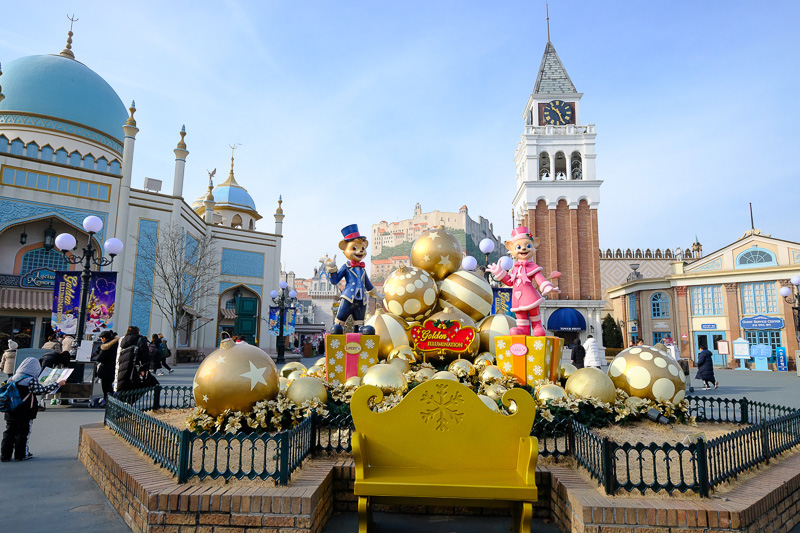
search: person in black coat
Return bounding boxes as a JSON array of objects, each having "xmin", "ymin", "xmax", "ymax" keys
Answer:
[
  {"xmin": 696, "ymin": 344, "xmax": 717, "ymax": 390},
  {"xmin": 93, "ymin": 331, "xmax": 118, "ymax": 403},
  {"xmin": 571, "ymin": 338, "xmax": 586, "ymax": 369},
  {"xmin": 114, "ymin": 326, "xmax": 150, "ymax": 394}
]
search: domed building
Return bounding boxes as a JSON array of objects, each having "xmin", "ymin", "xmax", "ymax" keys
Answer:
[{"xmin": 0, "ymin": 30, "xmax": 284, "ymax": 355}]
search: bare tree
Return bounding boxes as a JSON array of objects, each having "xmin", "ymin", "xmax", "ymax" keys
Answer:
[{"xmin": 129, "ymin": 222, "xmax": 220, "ymax": 360}]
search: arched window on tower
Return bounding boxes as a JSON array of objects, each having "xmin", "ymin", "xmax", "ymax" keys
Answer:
[
  {"xmin": 539, "ymin": 152, "xmax": 550, "ymax": 180},
  {"xmin": 735, "ymin": 246, "xmax": 777, "ymax": 269},
  {"xmin": 248, "ymin": 219, "xmax": 254, "ymax": 230},
  {"xmin": 571, "ymin": 151, "xmax": 582, "ymax": 180},
  {"xmin": 231, "ymin": 214, "xmax": 243, "ymax": 229},
  {"xmin": 554, "ymin": 151, "xmax": 567, "ymax": 180},
  {"xmin": 651, "ymin": 292, "xmax": 670, "ymax": 318}
]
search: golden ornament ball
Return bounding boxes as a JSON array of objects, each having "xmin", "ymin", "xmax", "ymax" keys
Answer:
[
  {"xmin": 536, "ymin": 383, "xmax": 567, "ymax": 402},
  {"xmin": 382, "ymin": 265, "xmax": 439, "ymax": 321},
  {"xmin": 559, "ymin": 362, "xmax": 577, "ymax": 380},
  {"xmin": 625, "ymin": 396, "xmax": 647, "ymax": 409},
  {"xmin": 478, "ymin": 394, "xmax": 501, "ymax": 413},
  {"xmin": 362, "ymin": 364, "xmax": 408, "ymax": 395},
  {"xmin": 387, "ymin": 345, "xmax": 416, "ymax": 364},
  {"xmin": 287, "ymin": 370, "xmax": 305, "ymax": 382},
  {"xmin": 432, "ymin": 370, "xmax": 459, "ymax": 381},
  {"xmin": 415, "ymin": 367, "xmax": 436, "ymax": 381},
  {"xmin": 280, "ymin": 362, "xmax": 307, "ymax": 379},
  {"xmin": 480, "ymin": 365, "xmax": 505, "ymax": 384},
  {"xmin": 193, "ymin": 338, "xmax": 279, "ymax": 417},
  {"xmin": 344, "ymin": 376, "xmax": 362, "ymax": 390},
  {"xmin": 507, "ymin": 400, "xmax": 518, "ymax": 414},
  {"xmin": 565, "ymin": 367, "xmax": 617, "ymax": 404},
  {"xmin": 410, "ymin": 226, "xmax": 463, "ymax": 282},
  {"xmin": 438, "ymin": 269, "xmax": 493, "ymax": 322},
  {"xmin": 387, "ymin": 357, "xmax": 411, "ymax": 373},
  {"xmin": 473, "ymin": 352, "xmax": 495, "ymax": 369},
  {"xmin": 364, "ymin": 309, "xmax": 412, "ymax": 360},
  {"xmin": 286, "ymin": 377, "xmax": 328, "ymax": 405},
  {"xmin": 477, "ymin": 314, "xmax": 516, "ymax": 355},
  {"xmin": 484, "ymin": 383, "xmax": 508, "ymax": 401},
  {"xmin": 448, "ymin": 359, "xmax": 476, "ymax": 378},
  {"xmin": 608, "ymin": 346, "xmax": 686, "ymax": 403},
  {"xmin": 278, "ymin": 377, "xmax": 290, "ymax": 395},
  {"xmin": 306, "ymin": 365, "xmax": 326, "ymax": 379}
]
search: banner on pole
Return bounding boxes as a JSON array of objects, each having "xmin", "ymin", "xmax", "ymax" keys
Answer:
[
  {"xmin": 85, "ymin": 272, "xmax": 117, "ymax": 336},
  {"xmin": 51, "ymin": 271, "xmax": 117, "ymax": 336},
  {"xmin": 268, "ymin": 306, "xmax": 297, "ymax": 336},
  {"xmin": 52, "ymin": 271, "xmax": 81, "ymax": 335},
  {"xmin": 492, "ymin": 287, "xmax": 515, "ymax": 318}
]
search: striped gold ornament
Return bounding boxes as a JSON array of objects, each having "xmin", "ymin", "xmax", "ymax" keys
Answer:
[
  {"xmin": 438, "ymin": 270, "xmax": 493, "ymax": 322},
  {"xmin": 363, "ymin": 309, "xmax": 411, "ymax": 360},
  {"xmin": 477, "ymin": 313, "xmax": 516, "ymax": 355}
]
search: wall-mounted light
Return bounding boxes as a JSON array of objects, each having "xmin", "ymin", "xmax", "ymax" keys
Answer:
[
  {"xmin": 43, "ymin": 220, "xmax": 56, "ymax": 251},
  {"xmin": 19, "ymin": 226, "xmax": 27, "ymax": 245}
]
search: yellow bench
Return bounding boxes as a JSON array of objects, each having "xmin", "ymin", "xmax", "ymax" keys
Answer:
[{"xmin": 351, "ymin": 379, "xmax": 539, "ymax": 532}]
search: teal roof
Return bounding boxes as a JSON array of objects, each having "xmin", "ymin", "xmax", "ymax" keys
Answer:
[
  {"xmin": 0, "ymin": 54, "xmax": 127, "ymax": 141},
  {"xmin": 213, "ymin": 184, "xmax": 256, "ymax": 211}
]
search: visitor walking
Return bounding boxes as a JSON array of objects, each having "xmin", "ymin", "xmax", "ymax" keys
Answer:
[
  {"xmin": 571, "ymin": 338, "xmax": 585, "ymax": 369},
  {"xmin": 149, "ymin": 335, "xmax": 164, "ymax": 376},
  {"xmin": 157, "ymin": 334, "xmax": 173, "ymax": 373},
  {"xmin": 41, "ymin": 334, "xmax": 61, "ymax": 352},
  {"xmin": 696, "ymin": 344, "xmax": 718, "ymax": 390},
  {"xmin": 1, "ymin": 340, "xmax": 17, "ymax": 378},
  {"xmin": 1, "ymin": 357, "xmax": 65, "ymax": 462},
  {"xmin": 114, "ymin": 326, "xmax": 150, "ymax": 394},
  {"xmin": 583, "ymin": 335, "xmax": 603, "ymax": 368},
  {"xmin": 93, "ymin": 331, "xmax": 118, "ymax": 404}
]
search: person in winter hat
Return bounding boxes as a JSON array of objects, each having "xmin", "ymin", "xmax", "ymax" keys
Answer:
[
  {"xmin": 1, "ymin": 357, "xmax": 64, "ymax": 462},
  {"xmin": 1, "ymin": 340, "xmax": 17, "ymax": 376}
]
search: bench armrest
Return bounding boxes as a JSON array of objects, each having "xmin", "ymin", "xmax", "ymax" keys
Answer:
[
  {"xmin": 516, "ymin": 436, "xmax": 539, "ymax": 486},
  {"xmin": 353, "ymin": 431, "xmax": 367, "ymax": 480}
]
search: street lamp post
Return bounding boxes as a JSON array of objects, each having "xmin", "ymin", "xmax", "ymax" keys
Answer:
[
  {"xmin": 270, "ymin": 281, "xmax": 297, "ymax": 365},
  {"xmin": 55, "ymin": 216, "xmax": 124, "ymax": 349},
  {"xmin": 779, "ymin": 276, "xmax": 800, "ymax": 344}
]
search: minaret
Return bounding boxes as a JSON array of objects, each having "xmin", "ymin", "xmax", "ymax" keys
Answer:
[
  {"xmin": 274, "ymin": 196, "xmax": 285, "ymax": 235},
  {"xmin": 203, "ymin": 178, "xmax": 215, "ymax": 224},
  {"xmin": 172, "ymin": 125, "xmax": 189, "ymax": 197},
  {"xmin": 0, "ymin": 63, "xmax": 5, "ymax": 103}
]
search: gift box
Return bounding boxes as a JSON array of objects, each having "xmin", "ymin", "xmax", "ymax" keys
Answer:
[
  {"xmin": 325, "ymin": 333, "xmax": 380, "ymax": 386},
  {"xmin": 494, "ymin": 335, "xmax": 564, "ymax": 385}
]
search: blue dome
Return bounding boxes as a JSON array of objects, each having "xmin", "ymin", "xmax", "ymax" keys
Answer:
[
  {"xmin": 0, "ymin": 54, "xmax": 127, "ymax": 141},
  {"xmin": 213, "ymin": 184, "xmax": 256, "ymax": 211}
]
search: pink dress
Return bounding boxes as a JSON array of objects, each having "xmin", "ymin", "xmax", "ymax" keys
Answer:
[{"xmin": 498, "ymin": 260, "xmax": 553, "ymax": 313}]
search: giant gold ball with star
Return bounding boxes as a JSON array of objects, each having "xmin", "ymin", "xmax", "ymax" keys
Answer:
[
  {"xmin": 193, "ymin": 339, "xmax": 279, "ymax": 416},
  {"xmin": 382, "ymin": 266, "xmax": 438, "ymax": 321},
  {"xmin": 477, "ymin": 314, "xmax": 516, "ymax": 355},
  {"xmin": 364, "ymin": 309, "xmax": 412, "ymax": 359},
  {"xmin": 410, "ymin": 227, "xmax": 463, "ymax": 282},
  {"xmin": 608, "ymin": 346, "xmax": 686, "ymax": 403},
  {"xmin": 565, "ymin": 367, "xmax": 616, "ymax": 404},
  {"xmin": 438, "ymin": 270, "xmax": 493, "ymax": 322}
]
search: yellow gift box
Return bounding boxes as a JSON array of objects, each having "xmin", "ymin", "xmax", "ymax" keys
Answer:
[
  {"xmin": 325, "ymin": 333, "xmax": 380, "ymax": 386},
  {"xmin": 494, "ymin": 335, "xmax": 564, "ymax": 385}
]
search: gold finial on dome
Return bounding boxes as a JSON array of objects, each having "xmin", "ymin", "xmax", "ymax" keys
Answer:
[
  {"xmin": 177, "ymin": 125, "xmax": 187, "ymax": 149},
  {"xmin": 126, "ymin": 101, "xmax": 137, "ymax": 126},
  {"xmin": 220, "ymin": 143, "xmax": 242, "ymax": 186},
  {"xmin": 276, "ymin": 195, "xmax": 284, "ymax": 215},
  {"xmin": 60, "ymin": 14, "xmax": 79, "ymax": 59}
]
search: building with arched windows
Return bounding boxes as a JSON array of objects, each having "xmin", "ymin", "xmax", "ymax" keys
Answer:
[
  {"xmin": 607, "ymin": 229, "xmax": 800, "ymax": 369},
  {"xmin": 0, "ymin": 31, "xmax": 284, "ymax": 354}
]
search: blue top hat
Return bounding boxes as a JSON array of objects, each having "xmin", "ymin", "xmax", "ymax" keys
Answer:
[{"xmin": 340, "ymin": 224, "xmax": 363, "ymax": 241}]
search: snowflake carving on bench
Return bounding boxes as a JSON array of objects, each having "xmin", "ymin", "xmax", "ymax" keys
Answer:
[{"xmin": 419, "ymin": 383, "xmax": 465, "ymax": 431}]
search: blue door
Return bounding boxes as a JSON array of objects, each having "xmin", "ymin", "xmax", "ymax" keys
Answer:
[{"xmin": 694, "ymin": 331, "xmax": 727, "ymax": 367}]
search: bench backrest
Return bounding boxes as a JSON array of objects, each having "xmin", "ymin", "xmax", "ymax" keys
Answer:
[{"xmin": 351, "ymin": 379, "xmax": 536, "ymax": 471}]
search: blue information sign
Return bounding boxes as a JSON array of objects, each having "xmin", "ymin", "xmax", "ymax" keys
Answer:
[
  {"xmin": 701, "ymin": 324, "xmax": 716, "ymax": 330},
  {"xmin": 740, "ymin": 315, "xmax": 785, "ymax": 330},
  {"xmin": 777, "ymin": 347, "xmax": 788, "ymax": 372}
]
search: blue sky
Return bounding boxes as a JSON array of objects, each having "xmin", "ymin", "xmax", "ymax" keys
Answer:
[{"xmin": 2, "ymin": 1, "xmax": 798, "ymax": 278}]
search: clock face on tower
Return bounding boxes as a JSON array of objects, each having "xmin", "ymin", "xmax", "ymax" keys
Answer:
[{"xmin": 541, "ymin": 100, "xmax": 574, "ymax": 125}]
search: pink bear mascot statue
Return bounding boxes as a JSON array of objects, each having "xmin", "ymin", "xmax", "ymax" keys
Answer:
[{"xmin": 488, "ymin": 226, "xmax": 561, "ymax": 336}]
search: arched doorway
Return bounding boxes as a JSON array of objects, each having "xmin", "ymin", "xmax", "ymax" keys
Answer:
[{"xmin": 217, "ymin": 285, "xmax": 262, "ymax": 345}]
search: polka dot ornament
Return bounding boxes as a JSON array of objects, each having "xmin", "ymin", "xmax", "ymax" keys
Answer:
[
  {"xmin": 607, "ymin": 345, "xmax": 686, "ymax": 403},
  {"xmin": 382, "ymin": 265, "xmax": 438, "ymax": 321}
]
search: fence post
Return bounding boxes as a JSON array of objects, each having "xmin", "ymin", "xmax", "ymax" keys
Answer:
[
  {"xmin": 601, "ymin": 437, "xmax": 615, "ymax": 494},
  {"xmin": 761, "ymin": 421, "xmax": 770, "ymax": 464},
  {"xmin": 153, "ymin": 385, "xmax": 162, "ymax": 411},
  {"xmin": 567, "ymin": 419, "xmax": 575, "ymax": 457},
  {"xmin": 695, "ymin": 438, "xmax": 710, "ymax": 497},
  {"xmin": 278, "ymin": 431, "xmax": 290, "ymax": 485},
  {"xmin": 740, "ymin": 398, "xmax": 749, "ymax": 425},
  {"xmin": 177, "ymin": 429, "xmax": 191, "ymax": 484}
]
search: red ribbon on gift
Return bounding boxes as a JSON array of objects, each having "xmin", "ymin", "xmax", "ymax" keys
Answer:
[{"xmin": 345, "ymin": 333, "xmax": 362, "ymax": 378}]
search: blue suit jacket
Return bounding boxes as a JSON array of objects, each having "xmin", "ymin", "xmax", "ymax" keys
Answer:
[{"xmin": 328, "ymin": 262, "xmax": 373, "ymax": 303}]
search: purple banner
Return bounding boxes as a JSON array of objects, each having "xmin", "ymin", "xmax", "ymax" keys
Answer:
[
  {"xmin": 51, "ymin": 271, "xmax": 117, "ymax": 337},
  {"xmin": 52, "ymin": 271, "xmax": 81, "ymax": 335}
]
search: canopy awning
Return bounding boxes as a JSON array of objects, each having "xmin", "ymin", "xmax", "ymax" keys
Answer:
[
  {"xmin": 220, "ymin": 308, "xmax": 237, "ymax": 320},
  {"xmin": 547, "ymin": 308, "xmax": 586, "ymax": 332},
  {"xmin": 0, "ymin": 288, "xmax": 52, "ymax": 311}
]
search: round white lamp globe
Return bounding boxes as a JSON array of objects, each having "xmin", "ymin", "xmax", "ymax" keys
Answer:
[
  {"xmin": 279, "ymin": 280, "xmax": 288, "ymax": 289},
  {"xmin": 792, "ymin": 276, "xmax": 800, "ymax": 286},
  {"xmin": 82, "ymin": 215, "xmax": 104, "ymax": 234},
  {"xmin": 104, "ymin": 238, "xmax": 124, "ymax": 256},
  {"xmin": 498, "ymin": 256, "xmax": 514, "ymax": 271},
  {"xmin": 270, "ymin": 290, "xmax": 279, "ymax": 299},
  {"xmin": 55, "ymin": 233, "xmax": 77, "ymax": 251},
  {"xmin": 479, "ymin": 238, "xmax": 495, "ymax": 254},
  {"xmin": 289, "ymin": 290, "xmax": 297, "ymax": 299},
  {"xmin": 779, "ymin": 287, "xmax": 792, "ymax": 298},
  {"xmin": 461, "ymin": 256, "xmax": 478, "ymax": 271}
]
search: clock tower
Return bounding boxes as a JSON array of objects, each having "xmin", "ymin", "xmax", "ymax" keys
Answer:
[{"xmin": 512, "ymin": 39, "xmax": 604, "ymax": 341}]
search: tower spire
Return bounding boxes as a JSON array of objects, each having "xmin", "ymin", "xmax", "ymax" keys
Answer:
[
  {"xmin": 222, "ymin": 143, "xmax": 241, "ymax": 185},
  {"xmin": 546, "ymin": 3, "xmax": 550, "ymax": 42},
  {"xmin": 60, "ymin": 14, "xmax": 79, "ymax": 59}
]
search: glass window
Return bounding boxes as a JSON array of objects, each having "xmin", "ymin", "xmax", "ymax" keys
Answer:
[
  {"xmin": 48, "ymin": 176, "xmax": 58, "ymax": 191},
  {"xmin": 37, "ymin": 174, "xmax": 48, "ymax": 189},
  {"xmin": 653, "ymin": 332, "xmax": 671, "ymax": 344},
  {"xmin": 96, "ymin": 158, "xmax": 108, "ymax": 173},
  {"xmin": 2, "ymin": 168, "xmax": 13, "ymax": 184},
  {"xmin": 14, "ymin": 169, "xmax": 26, "ymax": 185},
  {"xmin": 225, "ymin": 299, "xmax": 236, "ymax": 309},
  {"xmin": 26, "ymin": 172, "xmax": 36, "ymax": 187},
  {"xmin": 690, "ymin": 285, "xmax": 723, "ymax": 315},
  {"xmin": 741, "ymin": 282, "xmax": 778, "ymax": 314},
  {"xmin": 628, "ymin": 293, "xmax": 637, "ymax": 319},
  {"xmin": 58, "ymin": 179, "xmax": 68, "ymax": 193},
  {"xmin": 98, "ymin": 185, "xmax": 109, "ymax": 200},
  {"xmin": 78, "ymin": 181, "xmax": 88, "ymax": 197},
  {"xmin": 736, "ymin": 247, "xmax": 776, "ymax": 268},
  {"xmin": 651, "ymin": 292, "xmax": 670, "ymax": 318},
  {"xmin": 68, "ymin": 180, "xmax": 78, "ymax": 195},
  {"xmin": 40, "ymin": 146, "xmax": 53, "ymax": 161},
  {"xmin": 744, "ymin": 330, "xmax": 782, "ymax": 359},
  {"xmin": 68, "ymin": 152, "xmax": 81, "ymax": 166},
  {"xmin": 20, "ymin": 247, "xmax": 70, "ymax": 274},
  {"xmin": 25, "ymin": 143, "xmax": 39, "ymax": 158},
  {"xmin": 88, "ymin": 183, "xmax": 98, "ymax": 199},
  {"xmin": 55, "ymin": 149, "xmax": 68, "ymax": 164}
]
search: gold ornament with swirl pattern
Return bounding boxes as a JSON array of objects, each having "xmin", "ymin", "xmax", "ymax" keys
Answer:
[
  {"xmin": 410, "ymin": 226, "xmax": 463, "ymax": 282},
  {"xmin": 364, "ymin": 309, "xmax": 412, "ymax": 359}
]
